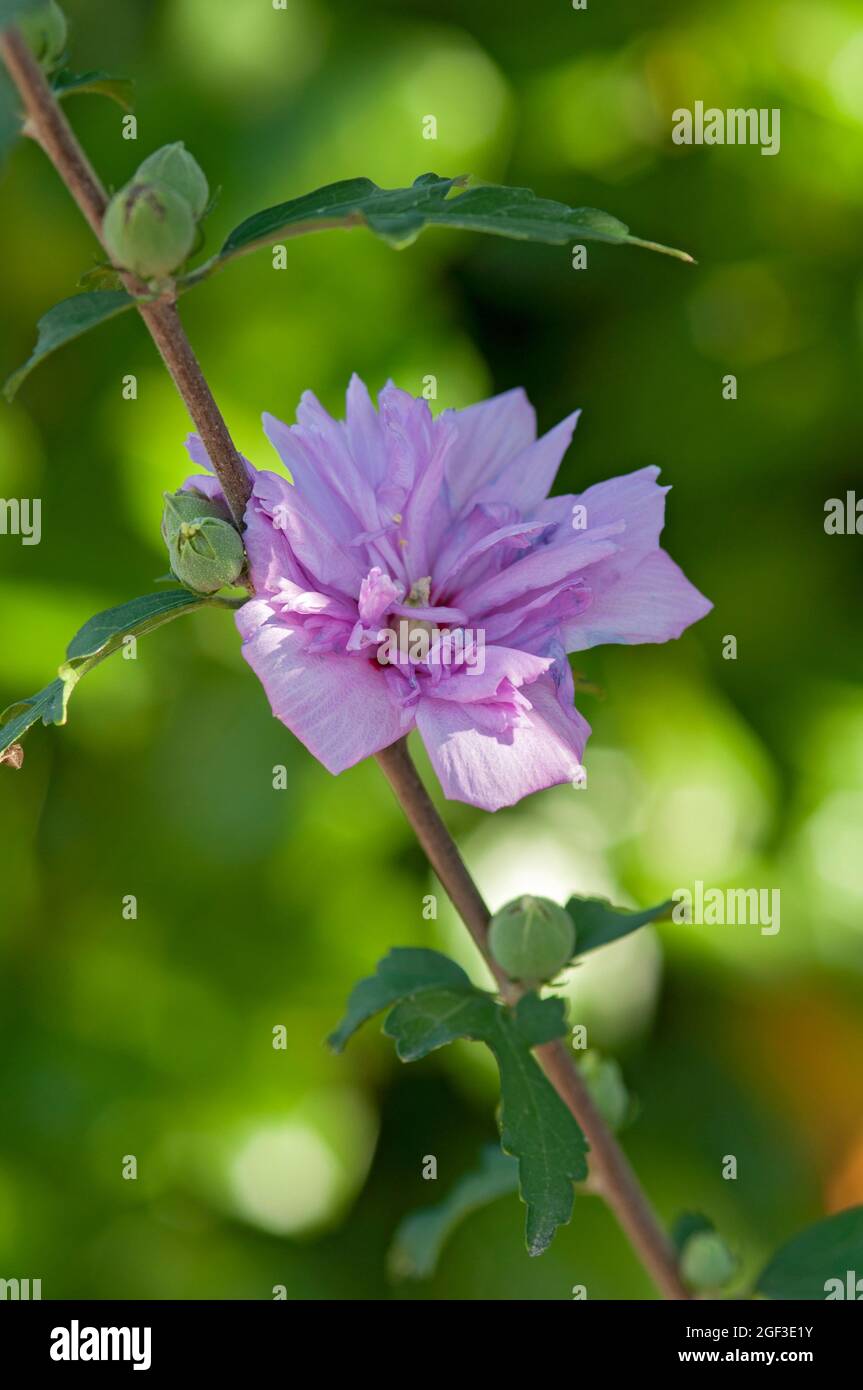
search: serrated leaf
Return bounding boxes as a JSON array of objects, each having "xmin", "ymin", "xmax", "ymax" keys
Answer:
[
  {"xmin": 565, "ymin": 895, "xmax": 672, "ymax": 958},
  {"xmin": 384, "ymin": 987, "xmax": 588, "ymax": 1255},
  {"xmin": 4, "ymin": 173, "xmax": 691, "ymax": 395},
  {"xmin": 0, "ymin": 675, "xmax": 74, "ymax": 754},
  {"xmin": 0, "ymin": 589, "xmax": 234, "ymax": 757},
  {"xmin": 52, "ymin": 69, "xmax": 134, "ymax": 111},
  {"xmin": 756, "ymin": 1207, "xmax": 863, "ymax": 1300},
  {"xmin": 215, "ymin": 172, "xmax": 692, "ymax": 266},
  {"xmin": 327, "ymin": 947, "xmax": 473, "ymax": 1053},
  {"xmin": 4, "ymin": 290, "xmax": 134, "ymax": 401},
  {"xmin": 388, "ymin": 1145, "xmax": 519, "ymax": 1280}
]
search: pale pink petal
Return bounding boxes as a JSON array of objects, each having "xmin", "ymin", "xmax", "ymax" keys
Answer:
[
  {"xmin": 565, "ymin": 549, "xmax": 713, "ymax": 651},
  {"xmin": 444, "ymin": 388, "xmax": 537, "ymax": 510},
  {"xmin": 237, "ymin": 601, "xmax": 413, "ymax": 773},
  {"xmin": 477, "ymin": 410, "xmax": 580, "ymax": 513},
  {"xmin": 416, "ymin": 676, "xmax": 589, "ymax": 811}
]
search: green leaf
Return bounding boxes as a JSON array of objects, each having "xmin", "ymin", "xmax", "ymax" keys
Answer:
[
  {"xmin": 388, "ymin": 1145, "xmax": 519, "ymax": 1280},
  {"xmin": 64, "ymin": 589, "xmax": 209, "ymax": 663},
  {"xmin": 0, "ymin": 675, "xmax": 74, "ymax": 755},
  {"xmin": 214, "ymin": 172, "xmax": 693, "ymax": 267},
  {"xmin": 385, "ymin": 986, "xmax": 587, "ymax": 1255},
  {"xmin": 4, "ymin": 173, "xmax": 690, "ymax": 395},
  {"xmin": 327, "ymin": 947, "xmax": 473, "ymax": 1053},
  {"xmin": 52, "ymin": 69, "xmax": 134, "ymax": 112},
  {"xmin": 331, "ymin": 951, "xmax": 586, "ymax": 1254},
  {"xmin": 565, "ymin": 895, "xmax": 672, "ymax": 958},
  {"xmin": 756, "ymin": 1207, "xmax": 863, "ymax": 1300},
  {"xmin": 0, "ymin": 589, "xmax": 236, "ymax": 757},
  {"xmin": 511, "ymin": 991, "xmax": 570, "ymax": 1046},
  {"xmin": 4, "ymin": 290, "xmax": 135, "ymax": 401}
]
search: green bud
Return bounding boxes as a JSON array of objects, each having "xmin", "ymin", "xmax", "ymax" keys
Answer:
[
  {"xmin": 579, "ymin": 1051, "xmax": 630, "ymax": 1132},
  {"xmin": 680, "ymin": 1231, "xmax": 738, "ymax": 1292},
  {"xmin": 169, "ymin": 516, "xmax": 245, "ymax": 594},
  {"xmin": 135, "ymin": 142, "xmax": 210, "ymax": 221},
  {"xmin": 102, "ymin": 180, "xmax": 195, "ymax": 281},
  {"xmin": 17, "ymin": 1, "xmax": 67, "ymax": 72},
  {"xmin": 488, "ymin": 895, "xmax": 575, "ymax": 983},
  {"xmin": 161, "ymin": 489, "xmax": 228, "ymax": 548}
]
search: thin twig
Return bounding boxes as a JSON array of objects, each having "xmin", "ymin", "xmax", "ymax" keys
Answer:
[
  {"xmin": 0, "ymin": 26, "xmax": 252, "ymax": 530},
  {"xmin": 374, "ymin": 737, "xmax": 690, "ymax": 1300}
]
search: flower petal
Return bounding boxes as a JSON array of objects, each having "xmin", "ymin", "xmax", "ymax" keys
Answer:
[
  {"xmin": 444, "ymin": 387, "xmax": 537, "ymax": 510},
  {"xmin": 477, "ymin": 410, "xmax": 580, "ymax": 513},
  {"xmin": 237, "ymin": 600, "xmax": 413, "ymax": 773},
  {"xmin": 565, "ymin": 548, "xmax": 712, "ymax": 650},
  {"xmin": 416, "ymin": 675, "xmax": 589, "ymax": 811}
]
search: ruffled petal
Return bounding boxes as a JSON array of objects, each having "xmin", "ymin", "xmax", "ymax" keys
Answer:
[
  {"xmin": 416, "ymin": 675, "xmax": 589, "ymax": 811},
  {"xmin": 237, "ymin": 600, "xmax": 413, "ymax": 773}
]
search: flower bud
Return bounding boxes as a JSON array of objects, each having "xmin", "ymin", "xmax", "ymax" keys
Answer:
[
  {"xmin": 579, "ymin": 1051, "xmax": 630, "ymax": 1132},
  {"xmin": 161, "ymin": 489, "xmax": 228, "ymax": 548},
  {"xmin": 102, "ymin": 180, "xmax": 196, "ymax": 281},
  {"xmin": 169, "ymin": 516, "xmax": 245, "ymax": 594},
  {"xmin": 680, "ymin": 1230, "xmax": 737, "ymax": 1292},
  {"xmin": 489, "ymin": 895, "xmax": 575, "ymax": 983},
  {"xmin": 17, "ymin": 1, "xmax": 67, "ymax": 73},
  {"xmin": 135, "ymin": 142, "xmax": 209, "ymax": 221}
]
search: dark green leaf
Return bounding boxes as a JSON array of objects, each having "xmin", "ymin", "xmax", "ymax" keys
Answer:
[
  {"xmin": 511, "ymin": 991, "xmax": 570, "ymax": 1047},
  {"xmin": 65, "ymin": 590, "xmax": 209, "ymax": 663},
  {"xmin": 384, "ymin": 987, "xmax": 588, "ymax": 1255},
  {"xmin": 565, "ymin": 896, "xmax": 672, "ymax": 958},
  {"xmin": 0, "ymin": 675, "xmax": 74, "ymax": 756},
  {"xmin": 756, "ymin": 1207, "xmax": 863, "ymax": 1300},
  {"xmin": 327, "ymin": 947, "xmax": 473, "ymax": 1053},
  {"xmin": 0, "ymin": 590, "xmax": 234, "ymax": 757},
  {"xmin": 215, "ymin": 172, "xmax": 692, "ymax": 265},
  {"xmin": 388, "ymin": 1145, "xmax": 519, "ymax": 1280},
  {"xmin": 51, "ymin": 69, "xmax": 134, "ymax": 111},
  {"xmin": 4, "ymin": 290, "xmax": 135, "ymax": 401}
]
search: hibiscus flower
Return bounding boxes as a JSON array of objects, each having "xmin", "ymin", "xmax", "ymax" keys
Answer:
[{"xmin": 180, "ymin": 376, "xmax": 711, "ymax": 811}]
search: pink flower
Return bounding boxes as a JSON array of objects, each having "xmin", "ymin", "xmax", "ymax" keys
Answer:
[{"xmin": 181, "ymin": 377, "xmax": 711, "ymax": 811}]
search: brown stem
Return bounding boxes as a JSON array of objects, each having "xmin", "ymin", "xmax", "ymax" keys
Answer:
[
  {"xmin": 0, "ymin": 25, "xmax": 252, "ymax": 530},
  {"xmin": 374, "ymin": 737, "xmax": 690, "ymax": 1300}
]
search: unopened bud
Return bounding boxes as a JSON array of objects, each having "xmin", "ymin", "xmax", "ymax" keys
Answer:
[
  {"xmin": 680, "ymin": 1230, "xmax": 737, "ymax": 1292},
  {"xmin": 136, "ymin": 142, "xmax": 209, "ymax": 221},
  {"xmin": 161, "ymin": 489, "xmax": 228, "ymax": 548},
  {"xmin": 17, "ymin": 1, "xmax": 67, "ymax": 73},
  {"xmin": 169, "ymin": 516, "xmax": 245, "ymax": 594},
  {"xmin": 103, "ymin": 180, "xmax": 195, "ymax": 281},
  {"xmin": 489, "ymin": 895, "xmax": 575, "ymax": 983}
]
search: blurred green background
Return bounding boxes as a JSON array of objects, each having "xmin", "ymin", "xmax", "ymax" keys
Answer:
[{"xmin": 2, "ymin": 0, "xmax": 863, "ymax": 1300}]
